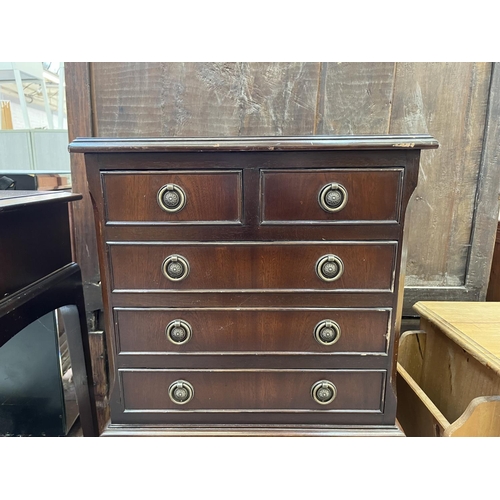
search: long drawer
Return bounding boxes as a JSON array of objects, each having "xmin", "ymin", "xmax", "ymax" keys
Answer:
[
  {"xmin": 120, "ymin": 369, "xmax": 386, "ymax": 412},
  {"xmin": 114, "ymin": 307, "xmax": 391, "ymax": 355},
  {"xmin": 108, "ymin": 242, "xmax": 397, "ymax": 291}
]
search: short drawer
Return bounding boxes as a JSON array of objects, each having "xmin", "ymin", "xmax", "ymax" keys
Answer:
[
  {"xmin": 120, "ymin": 369, "xmax": 385, "ymax": 412},
  {"xmin": 108, "ymin": 242, "xmax": 396, "ymax": 292},
  {"xmin": 114, "ymin": 307, "xmax": 391, "ymax": 355},
  {"xmin": 102, "ymin": 170, "xmax": 242, "ymax": 224},
  {"xmin": 261, "ymin": 168, "xmax": 403, "ymax": 224}
]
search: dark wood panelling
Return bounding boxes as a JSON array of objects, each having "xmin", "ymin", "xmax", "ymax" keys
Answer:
[
  {"xmin": 103, "ymin": 171, "xmax": 242, "ymax": 223},
  {"xmin": 261, "ymin": 169, "xmax": 402, "ymax": 223},
  {"xmin": 120, "ymin": 369, "xmax": 385, "ymax": 411},
  {"xmin": 110, "ymin": 291, "xmax": 395, "ymax": 309},
  {"xmin": 114, "ymin": 308, "xmax": 391, "ymax": 354},
  {"xmin": 108, "ymin": 242, "xmax": 396, "ymax": 291},
  {"xmin": 65, "ymin": 62, "xmax": 102, "ymax": 313}
]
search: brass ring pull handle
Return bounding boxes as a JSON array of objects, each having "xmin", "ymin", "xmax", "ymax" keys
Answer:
[
  {"xmin": 168, "ymin": 380, "xmax": 194, "ymax": 405},
  {"xmin": 166, "ymin": 319, "xmax": 193, "ymax": 345},
  {"xmin": 162, "ymin": 254, "xmax": 190, "ymax": 281},
  {"xmin": 314, "ymin": 320, "xmax": 341, "ymax": 346},
  {"xmin": 157, "ymin": 183, "xmax": 187, "ymax": 213},
  {"xmin": 318, "ymin": 183, "xmax": 348, "ymax": 212},
  {"xmin": 311, "ymin": 380, "xmax": 337, "ymax": 405},
  {"xmin": 315, "ymin": 254, "xmax": 344, "ymax": 282}
]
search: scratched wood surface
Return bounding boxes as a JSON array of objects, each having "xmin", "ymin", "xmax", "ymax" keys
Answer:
[
  {"xmin": 389, "ymin": 62, "xmax": 491, "ymax": 287},
  {"xmin": 91, "ymin": 62, "xmax": 321, "ymax": 137},
  {"xmin": 65, "ymin": 62, "xmax": 499, "ymax": 310}
]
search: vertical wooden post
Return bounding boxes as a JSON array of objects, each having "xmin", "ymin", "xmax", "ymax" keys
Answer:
[{"xmin": 65, "ymin": 62, "xmax": 109, "ymax": 432}]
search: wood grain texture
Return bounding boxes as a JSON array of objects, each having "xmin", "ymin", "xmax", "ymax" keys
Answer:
[
  {"xmin": 261, "ymin": 168, "xmax": 402, "ymax": 223},
  {"xmin": 417, "ymin": 315, "xmax": 500, "ymax": 424},
  {"xmin": 114, "ymin": 307, "xmax": 391, "ymax": 354},
  {"xmin": 397, "ymin": 330, "xmax": 427, "ymax": 384},
  {"xmin": 120, "ymin": 369, "xmax": 385, "ymax": 411},
  {"xmin": 108, "ymin": 242, "xmax": 396, "ymax": 291},
  {"xmin": 396, "ymin": 363, "xmax": 449, "ymax": 437},
  {"xmin": 65, "ymin": 62, "xmax": 102, "ymax": 313},
  {"xmin": 91, "ymin": 62, "xmax": 321, "ymax": 137},
  {"xmin": 389, "ymin": 62, "xmax": 492, "ymax": 288},
  {"xmin": 413, "ymin": 301, "xmax": 500, "ymax": 374},
  {"xmin": 398, "ymin": 308, "xmax": 500, "ymax": 437},
  {"xmin": 68, "ymin": 62, "xmax": 499, "ymax": 310},
  {"xmin": 444, "ymin": 396, "xmax": 500, "ymax": 437},
  {"xmin": 88, "ymin": 330, "xmax": 109, "ymax": 433},
  {"xmin": 103, "ymin": 171, "xmax": 242, "ymax": 223},
  {"xmin": 318, "ymin": 62, "xmax": 396, "ymax": 134},
  {"xmin": 468, "ymin": 63, "xmax": 500, "ymax": 298}
]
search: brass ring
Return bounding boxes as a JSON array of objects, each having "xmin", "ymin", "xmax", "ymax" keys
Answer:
[
  {"xmin": 318, "ymin": 183, "xmax": 348, "ymax": 213},
  {"xmin": 168, "ymin": 380, "xmax": 194, "ymax": 405},
  {"xmin": 315, "ymin": 254, "xmax": 344, "ymax": 282},
  {"xmin": 311, "ymin": 380, "xmax": 337, "ymax": 405},
  {"xmin": 313, "ymin": 320, "xmax": 341, "ymax": 346},
  {"xmin": 157, "ymin": 183, "xmax": 187, "ymax": 213},
  {"xmin": 166, "ymin": 320, "xmax": 193, "ymax": 345},
  {"xmin": 162, "ymin": 254, "xmax": 190, "ymax": 282}
]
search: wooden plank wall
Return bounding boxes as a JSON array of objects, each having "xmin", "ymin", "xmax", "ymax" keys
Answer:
[{"xmin": 68, "ymin": 62, "xmax": 499, "ymax": 315}]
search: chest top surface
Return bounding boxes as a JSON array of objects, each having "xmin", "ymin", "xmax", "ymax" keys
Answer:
[{"xmin": 69, "ymin": 134, "xmax": 438, "ymax": 153}]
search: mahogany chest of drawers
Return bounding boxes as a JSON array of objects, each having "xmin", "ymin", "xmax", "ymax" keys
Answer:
[{"xmin": 70, "ymin": 135, "xmax": 438, "ymax": 436}]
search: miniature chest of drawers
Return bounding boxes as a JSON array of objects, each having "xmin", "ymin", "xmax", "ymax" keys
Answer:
[{"xmin": 70, "ymin": 135, "xmax": 438, "ymax": 436}]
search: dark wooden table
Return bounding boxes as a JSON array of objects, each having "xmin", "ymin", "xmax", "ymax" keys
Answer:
[{"xmin": 0, "ymin": 191, "xmax": 98, "ymax": 437}]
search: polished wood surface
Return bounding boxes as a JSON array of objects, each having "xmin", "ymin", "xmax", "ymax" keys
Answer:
[
  {"xmin": 103, "ymin": 171, "xmax": 242, "ymax": 223},
  {"xmin": 261, "ymin": 169, "xmax": 402, "ymax": 223},
  {"xmin": 120, "ymin": 369, "xmax": 385, "ymax": 411},
  {"xmin": 70, "ymin": 134, "xmax": 438, "ymax": 152},
  {"xmin": 114, "ymin": 307, "xmax": 391, "ymax": 354},
  {"xmin": 109, "ymin": 242, "xmax": 396, "ymax": 291},
  {"xmin": 72, "ymin": 135, "xmax": 432, "ymax": 435}
]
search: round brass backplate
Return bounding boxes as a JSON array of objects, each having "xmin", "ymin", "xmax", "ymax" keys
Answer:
[
  {"xmin": 318, "ymin": 183, "xmax": 348, "ymax": 213},
  {"xmin": 315, "ymin": 254, "xmax": 344, "ymax": 282},
  {"xmin": 162, "ymin": 254, "xmax": 190, "ymax": 281},
  {"xmin": 157, "ymin": 184, "xmax": 187, "ymax": 213},
  {"xmin": 311, "ymin": 380, "xmax": 337, "ymax": 405},
  {"xmin": 166, "ymin": 320, "xmax": 193, "ymax": 345},
  {"xmin": 168, "ymin": 380, "xmax": 194, "ymax": 405},
  {"xmin": 314, "ymin": 320, "xmax": 341, "ymax": 346}
]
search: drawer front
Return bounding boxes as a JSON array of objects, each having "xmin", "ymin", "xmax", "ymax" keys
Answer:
[
  {"xmin": 261, "ymin": 169, "xmax": 402, "ymax": 224},
  {"xmin": 102, "ymin": 171, "xmax": 242, "ymax": 224},
  {"xmin": 115, "ymin": 308, "xmax": 391, "ymax": 354},
  {"xmin": 120, "ymin": 369, "xmax": 385, "ymax": 411},
  {"xmin": 109, "ymin": 242, "xmax": 396, "ymax": 291}
]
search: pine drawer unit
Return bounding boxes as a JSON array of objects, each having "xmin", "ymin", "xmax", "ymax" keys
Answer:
[{"xmin": 70, "ymin": 135, "xmax": 438, "ymax": 437}]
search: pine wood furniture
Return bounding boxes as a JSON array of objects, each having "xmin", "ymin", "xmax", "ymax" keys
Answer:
[
  {"xmin": 0, "ymin": 191, "xmax": 98, "ymax": 436},
  {"xmin": 70, "ymin": 135, "xmax": 438, "ymax": 436},
  {"xmin": 397, "ymin": 301, "xmax": 500, "ymax": 436}
]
